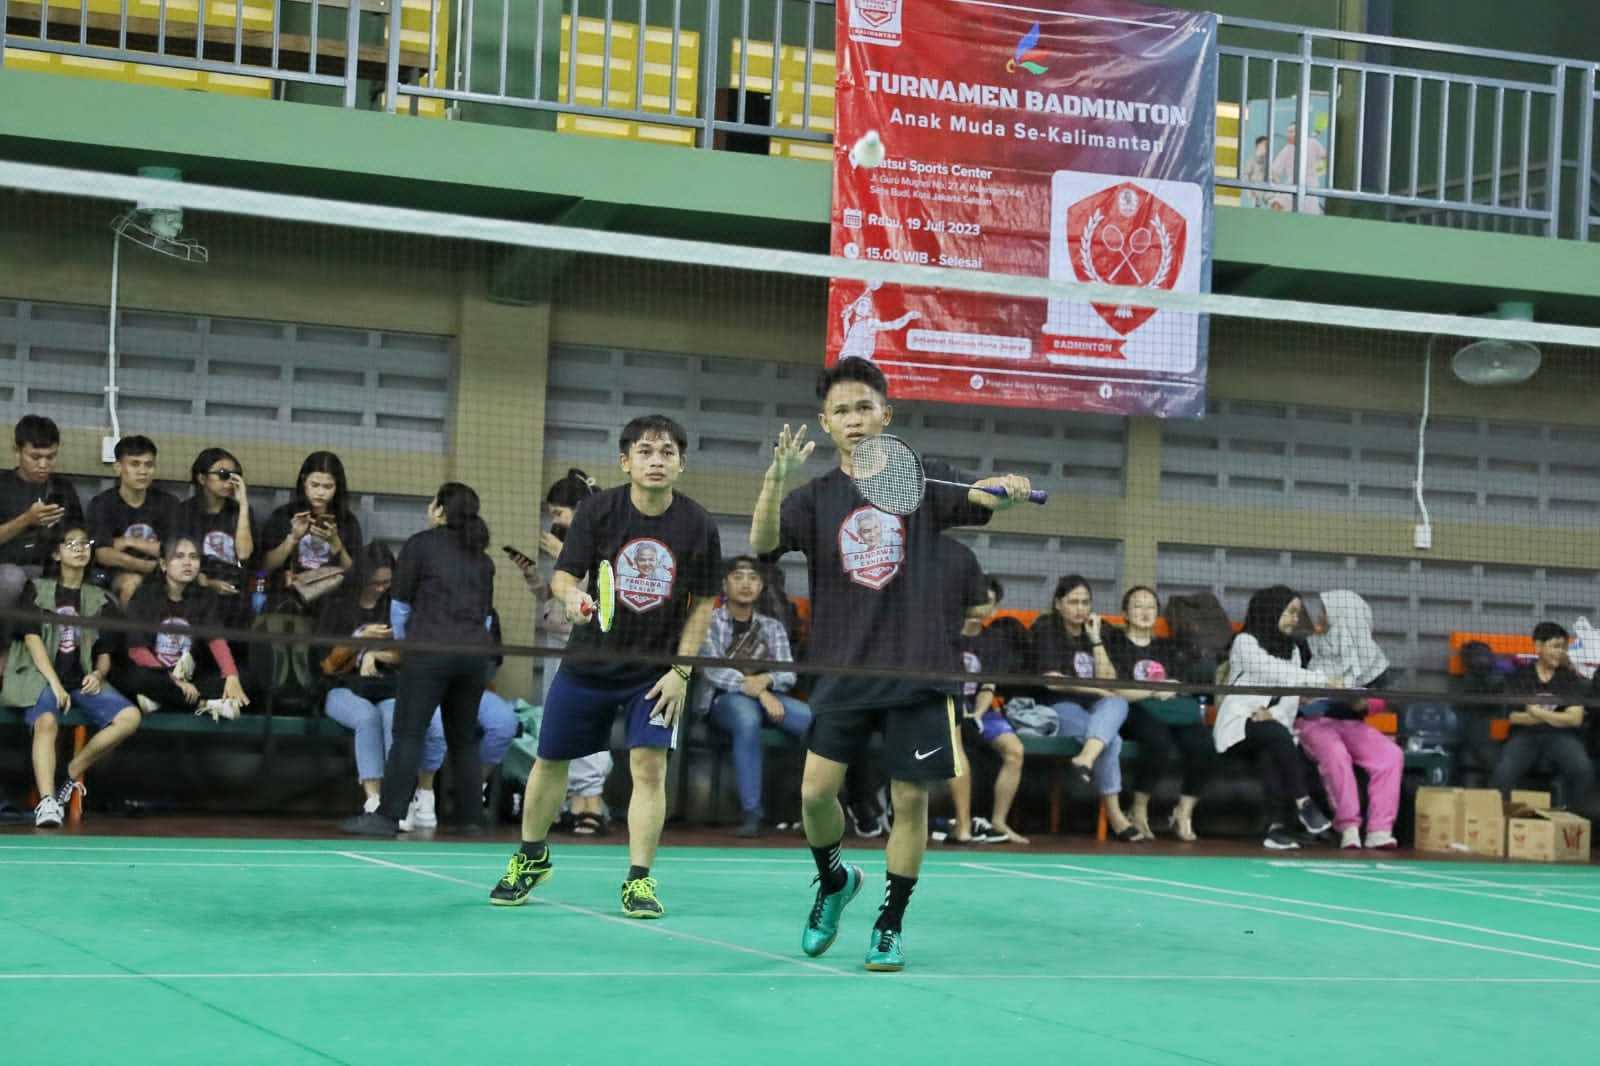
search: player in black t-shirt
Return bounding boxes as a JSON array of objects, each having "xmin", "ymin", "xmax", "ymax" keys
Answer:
[
  {"xmin": 750, "ymin": 359, "xmax": 1032, "ymax": 972},
  {"xmin": 491, "ymin": 415, "xmax": 722, "ymax": 919},
  {"xmin": 1491, "ymin": 622, "xmax": 1594, "ymax": 806},
  {"xmin": 88, "ymin": 435, "xmax": 180, "ymax": 606}
]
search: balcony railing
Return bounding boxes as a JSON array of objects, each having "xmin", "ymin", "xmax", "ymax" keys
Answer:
[{"xmin": 4, "ymin": 1, "xmax": 1600, "ymax": 240}]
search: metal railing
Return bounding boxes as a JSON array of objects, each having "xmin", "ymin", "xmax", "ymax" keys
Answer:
[{"xmin": 4, "ymin": 2, "xmax": 1600, "ymax": 240}]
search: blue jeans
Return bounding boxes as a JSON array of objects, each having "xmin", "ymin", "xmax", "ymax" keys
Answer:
[
  {"xmin": 1054, "ymin": 695, "xmax": 1130, "ymax": 797},
  {"xmin": 708, "ymin": 691, "xmax": 812, "ymax": 817}
]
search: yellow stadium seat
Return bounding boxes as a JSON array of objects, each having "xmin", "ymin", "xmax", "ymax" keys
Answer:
[
  {"xmin": 556, "ymin": 15, "xmax": 700, "ymax": 147},
  {"xmin": 1215, "ymin": 101, "xmax": 1242, "ymax": 206},
  {"xmin": 3, "ymin": 47, "xmax": 270, "ymax": 97},
  {"xmin": 729, "ymin": 39, "xmax": 834, "ymax": 137},
  {"xmin": 85, "ymin": 0, "xmax": 276, "ymax": 34},
  {"xmin": 380, "ymin": 91, "xmax": 449, "ymax": 118}
]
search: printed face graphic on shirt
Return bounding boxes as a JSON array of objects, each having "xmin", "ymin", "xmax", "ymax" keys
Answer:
[
  {"xmin": 962, "ymin": 650, "xmax": 981, "ymax": 697},
  {"xmin": 155, "ymin": 617, "xmax": 193, "ymax": 668},
  {"xmin": 838, "ymin": 506, "xmax": 904, "ymax": 590},
  {"xmin": 203, "ymin": 530, "xmax": 238, "ymax": 565},
  {"xmin": 298, "ymin": 533, "xmax": 333, "ymax": 570},
  {"xmin": 1133, "ymin": 659, "xmax": 1167, "ymax": 683},
  {"xmin": 125, "ymin": 523, "xmax": 157, "ymax": 543},
  {"xmin": 1073, "ymin": 651, "xmax": 1095, "ymax": 678},
  {"xmin": 616, "ymin": 538, "xmax": 676, "ymax": 613},
  {"xmin": 55, "ymin": 604, "xmax": 80, "ymax": 656}
]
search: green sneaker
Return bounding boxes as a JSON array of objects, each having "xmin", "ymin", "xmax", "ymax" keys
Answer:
[
  {"xmin": 621, "ymin": 876, "xmax": 665, "ymax": 919},
  {"xmin": 864, "ymin": 926, "xmax": 905, "ymax": 972},
  {"xmin": 801, "ymin": 864, "xmax": 863, "ymax": 957},
  {"xmin": 489, "ymin": 849, "xmax": 552, "ymax": 906}
]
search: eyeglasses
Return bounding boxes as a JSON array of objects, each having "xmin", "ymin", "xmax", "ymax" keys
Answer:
[{"xmin": 61, "ymin": 539, "xmax": 94, "ymax": 550}]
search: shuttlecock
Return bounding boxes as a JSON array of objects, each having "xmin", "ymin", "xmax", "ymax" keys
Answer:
[{"xmin": 850, "ymin": 130, "xmax": 886, "ymax": 168}]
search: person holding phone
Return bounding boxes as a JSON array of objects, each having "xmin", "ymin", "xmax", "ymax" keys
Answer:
[
  {"xmin": 260, "ymin": 451, "xmax": 362, "ymax": 607},
  {"xmin": 0, "ymin": 416, "xmax": 83, "ymax": 665}
]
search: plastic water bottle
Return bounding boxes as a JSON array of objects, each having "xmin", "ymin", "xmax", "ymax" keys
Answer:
[{"xmin": 251, "ymin": 574, "xmax": 268, "ymax": 616}]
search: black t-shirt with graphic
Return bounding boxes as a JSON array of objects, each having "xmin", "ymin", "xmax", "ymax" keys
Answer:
[
  {"xmin": 177, "ymin": 497, "xmax": 254, "ymax": 573},
  {"xmin": 960, "ymin": 626, "xmax": 1015, "ymax": 712},
  {"xmin": 1507, "ymin": 662, "xmax": 1588, "ymax": 732},
  {"xmin": 261, "ymin": 504, "xmax": 364, "ymax": 574},
  {"xmin": 1028, "ymin": 614, "xmax": 1107, "ymax": 707},
  {"xmin": 1103, "ymin": 626, "xmax": 1180, "ymax": 687},
  {"xmin": 0, "ymin": 470, "xmax": 84, "ymax": 569},
  {"xmin": 768, "ymin": 462, "xmax": 991, "ymax": 712},
  {"xmin": 88, "ymin": 486, "xmax": 180, "ymax": 567},
  {"xmin": 51, "ymin": 584, "xmax": 88, "ymax": 689},
  {"xmin": 555, "ymin": 486, "xmax": 722, "ymax": 685},
  {"xmin": 125, "ymin": 580, "xmax": 220, "ymax": 670}
]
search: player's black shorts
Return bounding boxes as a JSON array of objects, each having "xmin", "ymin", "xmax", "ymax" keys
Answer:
[{"xmin": 806, "ymin": 695, "xmax": 962, "ymax": 782}]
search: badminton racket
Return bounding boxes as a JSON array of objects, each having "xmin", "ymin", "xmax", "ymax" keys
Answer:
[
  {"xmin": 850, "ymin": 434, "xmax": 1048, "ymax": 517},
  {"xmin": 578, "ymin": 559, "xmax": 616, "ymax": 633}
]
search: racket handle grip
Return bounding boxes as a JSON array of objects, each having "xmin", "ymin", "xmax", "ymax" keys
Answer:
[
  {"xmin": 980, "ymin": 486, "xmax": 1051, "ymax": 505},
  {"xmin": 578, "ymin": 601, "xmax": 594, "ymax": 617}
]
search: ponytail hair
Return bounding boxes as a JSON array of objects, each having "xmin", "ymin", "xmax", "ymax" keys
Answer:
[
  {"xmin": 434, "ymin": 482, "xmax": 490, "ymax": 554},
  {"xmin": 545, "ymin": 467, "xmax": 598, "ymax": 509}
]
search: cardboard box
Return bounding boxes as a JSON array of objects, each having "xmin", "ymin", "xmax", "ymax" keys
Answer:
[
  {"xmin": 1508, "ymin": 810, "xmax": 1592, "ymax": 863},
  {"xmin": 1413, "ymin": 787, "xmax": 1462, "ymax": 853},
  {"xmin": 1414, "ymin": 787, "xmax": 1511, "ymax": 854}
]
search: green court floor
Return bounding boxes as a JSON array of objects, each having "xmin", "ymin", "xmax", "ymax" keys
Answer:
[{"xmin": 1, "ymin": 838, "xmax": 1595, "ymax": 1065}]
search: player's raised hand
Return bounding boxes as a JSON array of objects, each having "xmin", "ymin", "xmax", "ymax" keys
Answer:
[{"xmin": 766, "ymin": 423, "xmax": 816, "ymax": 483}]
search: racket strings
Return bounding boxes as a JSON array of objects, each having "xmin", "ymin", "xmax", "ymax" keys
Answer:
[{"xmin": 851, "ymin": 435, "xmax": 926, "ymax": 517}]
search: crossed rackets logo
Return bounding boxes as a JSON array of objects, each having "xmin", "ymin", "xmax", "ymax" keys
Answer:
[{"xmin": 1067, "ymin": 181, "xmax": 1189, "ymax": 337}]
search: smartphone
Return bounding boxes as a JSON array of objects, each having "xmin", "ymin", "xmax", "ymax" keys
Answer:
[{"xmin": 503, "ymin": 545, "xmax": 535, "ymax": 568}]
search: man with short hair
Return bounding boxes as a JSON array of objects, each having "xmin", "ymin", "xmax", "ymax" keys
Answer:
[
  {"xmin": 751, "ymin": 358, "xmax": 1032, "ymax": 972},
  {"xmin": 0, "ymin": 415, "xmax": 84, "ymax": 617},
  {"xmin": 1491, "ymin": 622, "xmax": 1594, "ymax": 809},
  {"xmin": 490, "ymin": 414, "xmax": 722, "ymax": 919},
  {"xmin": 699, "ymin": 555, "xmax": 813, "ymax": 838},
  {"xmin": 87, "ymin": 435, "xmax": 179, "ymax": 604}
]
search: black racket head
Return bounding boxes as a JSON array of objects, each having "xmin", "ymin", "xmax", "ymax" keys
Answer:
[{"xmin": 850, "ymin": 433, "xmax": 925, "ymax": 517}]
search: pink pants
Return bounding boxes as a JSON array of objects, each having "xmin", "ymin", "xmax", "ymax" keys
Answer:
[{"xmin": 1295, "ymin": 717, "xmax": 1403, "ymax": 832}]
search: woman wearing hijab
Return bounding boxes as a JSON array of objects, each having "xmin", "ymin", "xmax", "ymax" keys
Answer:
[
  {"xmin": 1213, "ymin": 586, "xmax": 1335, "ymax": 850},
  {"xmin": 1299, "ymin": 591, "xmax": 1403, "ymax": 850}
]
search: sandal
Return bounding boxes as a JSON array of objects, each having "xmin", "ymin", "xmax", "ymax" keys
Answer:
[
  {"xmin": 1112, "ymin": 825, "xmax": 1150, "ymax": 843},
  {"xmin": 1069, "ymin": 762, "xmax": 1092, "ymax": 787},
  {"xmin": 572, "ymin": 812, "xmax": 605, "ymax": 837}
]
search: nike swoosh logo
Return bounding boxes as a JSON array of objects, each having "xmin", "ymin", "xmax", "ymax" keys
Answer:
[{"xmin": 913, "ymin": 747, "xmax": 942, "ymax": 761}]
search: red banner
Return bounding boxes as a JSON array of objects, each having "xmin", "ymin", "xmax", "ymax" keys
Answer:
[{"xmin": 829, "ymin": 0, "xmax": 1218, "ymax": 417}]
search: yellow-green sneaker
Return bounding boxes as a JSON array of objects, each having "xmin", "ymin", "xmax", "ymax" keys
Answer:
[
  {"xmin": 489, "ymin": 849, "xmax": 552, "ymax": 907},
  {"xmin": 621, "ymin": 876, "xmax": 665, "ymax": 919}
]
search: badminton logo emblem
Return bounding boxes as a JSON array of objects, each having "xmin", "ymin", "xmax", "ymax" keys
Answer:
[
  {"xmin": 1007, "ymin": 23, "xmax": 1049, "ymax": 75},
  {"xmin": 155, "ymin": 617, "xmax": 193, "ymax": 668},
  {"xmin": 614, "ymin": 538, "xmax": 676, "ymax": 614},
  {"xmin": 848, "ymin": 0, "xmax": 903, "ymax": 45},
  {"xmin": 1067, "ymin": 181, "xmax": 1189, "ymax": 337},
  {"xmin": 838, "ymin": 506, "xmax": 904, "ymax": 590}
]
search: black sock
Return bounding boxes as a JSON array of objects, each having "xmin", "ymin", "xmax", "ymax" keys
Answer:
[
  {"xmin": 520, "ymin": 840, "xmax": 548, "ymax": 861},
  {"xmin": 875, "ymin": 873, "xmax": 917, "ymax": 932},
  {"xmin": 810, "ymin": 841, "xmax": 846, "ymax": 894},
  {"xmin": 626, "ymin": 864, "xmax": 650, "ymax": 883}
]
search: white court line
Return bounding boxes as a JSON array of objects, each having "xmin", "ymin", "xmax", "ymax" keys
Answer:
[
  {"xmin": 966, "ymin": 862, "xmax": 1600, "ymax": 970},
  {"xmin": 0, "ymin": 859, "xmax": 1033, "ymax": 880},
  {"xmin": 334, "ymin": 850, "xmax": 843, "ymax": 975},
  {"xmin": 1308, "ymin": 865, "xmax": 1600, "ymax": 902},
  {"xmin": 1304, "ymin": 866, "xmax": 1600, "ymax": 915},
  {"xmin": 3, "ymin": 971, "xmax": 1598, "ymax": 984}
]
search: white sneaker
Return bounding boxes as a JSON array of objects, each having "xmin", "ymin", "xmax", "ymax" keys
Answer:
[
  {"xmin": 399, "ymin": 789, "xmax": 437, "ymax": 832},
  {"xmin": 1340, "ymin": 826, "xmax": 1362, "ymax": 850},
  {"xmin": 136, "ymin": 695, "xmax": 159, "ymax": 714},
  {"xmin": 195, "ymin": 699, "xmax": 241, "ymax": 722},
  {"xmin": 34, "ymin": 797, "xmax": 64, "ymax": 828},
  {"xmin": 362, "ymin": 794, "xmax": 381, "ymax": 815},
  {"xmin": 54, "ymin": 778, "xmax": 86, "ymax": 807},
  {"xmin": 1364, "ymin": 829, "xmax": 1398, "ymax": 850}
]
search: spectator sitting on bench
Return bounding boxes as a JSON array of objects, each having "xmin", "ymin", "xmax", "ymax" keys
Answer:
[
  {"xmin": 1214, "ymin": 586, "xmax": 1335, "ymax": 851},
  {"xmin": 1491, "ymin": 621, "xmax": 1593, "ymax": 810},
  {"xmin": 111, "ymin": 534, "xmax": 249, "ymax": 721},
  {"xmin": 698, "ymin": 554, "xmax": 812, "ymax": 839},
  {"xmin": 0, "ymin": 415, "xmax": 83, "ymax": 673},
  {"xmin": 951, "ymin": 571, "xmax": 1029, "ymax": 845},
  {"xmin": 1, "ymin": 524, "xmax": 139, "ymax": 828},
  {"xmin": 1106, "ymin": 586, "xmax": 1212, "ymax": 843},
  {"xmin": 1028, "ymin": 574, "xmax": 1141, "ymax": 841},
  {"xmin": 1299, "ymin": 590, "xmax": 1404, "ymax": 850},
  {"xmin": 88, "ymin": 435, "xmax": 179, "ymax": 606}
]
